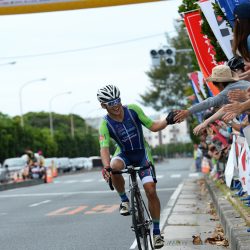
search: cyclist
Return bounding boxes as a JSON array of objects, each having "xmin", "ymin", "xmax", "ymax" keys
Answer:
[{"xmin": 97, "ymin": 85, "xmax": 173, "ymax": 249}]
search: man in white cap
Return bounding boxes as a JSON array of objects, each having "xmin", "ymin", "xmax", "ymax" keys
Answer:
[{"xmin": 173, "ymin": 64, "xmax": 250, "ymax": 123}]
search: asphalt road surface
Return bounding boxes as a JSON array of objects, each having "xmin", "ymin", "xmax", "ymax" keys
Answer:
[{"xmin": 0, "ymin": 158, "xmax": 194, "ymax": 250}]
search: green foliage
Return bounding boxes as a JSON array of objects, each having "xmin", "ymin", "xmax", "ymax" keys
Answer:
[
  {"xmin": 152, "ymin": 143, "xmax": 193, "ymax": 158},
  {"xmin": 0, "ymin": 112, "xmax": 99, "ymax": 163},
  {"xmin": 178, "ymin": 0, "xmax": 199, "ymax": 13}
]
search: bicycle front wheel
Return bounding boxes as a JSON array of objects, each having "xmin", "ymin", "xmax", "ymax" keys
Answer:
[{"xmin": 131, "ymin": 187, "xmax": 150, "ymax": 250}]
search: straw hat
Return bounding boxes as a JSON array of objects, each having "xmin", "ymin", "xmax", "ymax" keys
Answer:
[{"xmin": 206, "ymin": 65, "xmax": 240, "ymax": 83}]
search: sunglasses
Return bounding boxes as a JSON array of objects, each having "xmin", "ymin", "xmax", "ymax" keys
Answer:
[{"xmin": 104, "ymin": 98, "xmax": 121, "ymax": 107}]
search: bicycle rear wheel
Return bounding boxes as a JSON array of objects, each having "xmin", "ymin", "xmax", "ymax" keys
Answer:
[{"xmin": 131, "ymin": 187, "xmax": 151, "ymax": 250}]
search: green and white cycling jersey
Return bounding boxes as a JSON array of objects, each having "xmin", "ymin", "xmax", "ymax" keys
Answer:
[{"xmin": 99, "ymin": 104, "xmax": 153, "ymax": 152}]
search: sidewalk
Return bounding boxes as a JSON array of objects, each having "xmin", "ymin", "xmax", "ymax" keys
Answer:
[{"xmin": 161, "ymin": 176, "xmax": 230, "ymax": 249}]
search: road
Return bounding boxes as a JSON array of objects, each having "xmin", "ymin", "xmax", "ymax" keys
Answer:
[{"xmin": 0, "ymin": 158, "xmax": 194, "ymax": 250}]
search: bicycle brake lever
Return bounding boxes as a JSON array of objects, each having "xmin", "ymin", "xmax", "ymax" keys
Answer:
[{"xmin": 108, "ymin": 177, "xmax": 114, "ymax": 191}]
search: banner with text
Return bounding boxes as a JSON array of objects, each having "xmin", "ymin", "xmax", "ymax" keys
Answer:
[
  {"xmin": 183, "ymin": 10, "xmax": 219, "ymax": 96},
  {"xmin": 216, "ymin": 0, "xmax": 250, "ymax": 27}
]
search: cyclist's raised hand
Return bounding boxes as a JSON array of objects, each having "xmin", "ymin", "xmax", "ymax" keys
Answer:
[{"xmin": 102, "ymin": 166, "xmax": 111, "ymax": 182}]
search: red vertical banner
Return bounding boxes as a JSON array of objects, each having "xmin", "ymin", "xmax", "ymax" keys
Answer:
[{"xmin": 183, "ymin": 10, "xmax": 220, "ymax": 96}]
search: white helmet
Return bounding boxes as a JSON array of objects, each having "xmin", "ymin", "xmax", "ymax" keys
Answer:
[{"xmin": 97, "ymin": 85, "xmax": 120, "ymax": 103}]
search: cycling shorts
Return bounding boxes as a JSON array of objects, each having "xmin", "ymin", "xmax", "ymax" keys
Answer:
[{"xmin": 111, "ymin": 149, "xmax": 155, "ymax": 185}]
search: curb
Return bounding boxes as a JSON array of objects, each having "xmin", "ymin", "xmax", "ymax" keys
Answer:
[
  {"xmin": 0, "ymin": 179, "xmax": 44, "ymax": 191},
  {"xmin": 205, "ymin": 177, "xmax": 250, "ymax": 250}
]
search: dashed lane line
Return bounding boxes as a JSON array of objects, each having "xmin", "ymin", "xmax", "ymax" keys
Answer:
[
  {"xmin": 170, "ymin": 174, "xmax": 181, "ymax": 178},
  {"xmin": 29, "ymin": 200, "xmax": 51, "ymax": 207}
]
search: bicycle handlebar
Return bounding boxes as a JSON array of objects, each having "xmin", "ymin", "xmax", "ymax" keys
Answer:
[{"xmin": 108, "ymin": 165, "xmax": 151, "ymax": 191}]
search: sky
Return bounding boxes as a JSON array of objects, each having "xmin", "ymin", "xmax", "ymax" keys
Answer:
[{"xmin": 0, "ymin": 0, "xmax": 182, "ymax": 120}]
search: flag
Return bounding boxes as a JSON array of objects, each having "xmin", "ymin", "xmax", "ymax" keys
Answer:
[
  {"xmin": 225, "ymin": 142, "xmax": 235, "ymax": 188},
  {"xmin": 238, "ymin": 138, "xmax": 248, "ymax": 191},
  {"xmin": 216, "ymin": 0, "xmax": 250, "ymax": 27},
  {"xmin": 199, "ymin": 0, "xmax": 233, "ymax": 60},
  {"xmin": 183, "ymin": 10, "xmax": 220, "ymax": 96},
  {"xmin": 189, "ymin": 74, "xmax": 204, "ymax": 103}
]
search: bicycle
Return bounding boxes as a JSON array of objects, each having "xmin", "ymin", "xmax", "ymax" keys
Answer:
[{"xmin": 108, "ymin": 165, "xmax": 155, "ymax": 250}]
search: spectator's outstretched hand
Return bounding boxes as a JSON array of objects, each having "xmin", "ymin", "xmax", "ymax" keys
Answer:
[
  {"xmin": 239, "ymin": 63, "xmax": 250, "ymax": 81},
  {"xmin": 222, "ymin": 112, "xmax": 237, "ymax": 123},
  {"xmin": 173, "ymin": 110, "xmax": 190, "ymax": 123},
  {"xmin": 228, "ymin": 88, "xmax": 250, "ymax": 102},
  {"xmin": 166, "ymin": 111, "xmax": 177, "ymax": 125},
  {"xmin": 193, "ymin": 123, "xmax": 206, "ymax": 135},
  {"xmin": 239, "ymin": 70, "xmax": 250, "ymax": 81},
  {"xmin": 223, "ymin": 102, "xmax": 243, "ymax": 114}
]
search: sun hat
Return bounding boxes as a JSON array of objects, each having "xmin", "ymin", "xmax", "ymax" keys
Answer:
[
  {"xmin": 234, "ymin": 3, "xmax": 250, "ymax": 19},
  {"xmin": 206, "ymin": 65, "xmax": 240, "ymax": 83}
]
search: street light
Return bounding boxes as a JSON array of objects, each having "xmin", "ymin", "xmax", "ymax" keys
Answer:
[
  {"xmin": 19, "ymin": 78, "xmax": 47, "ymax": 127},
  {"xmin": 70, "ymin": 100, "xmax": 90, "ymax": 138},
  {"xmin": 49, "ymin": 91, "xmax": 72, "ymax": 138}
]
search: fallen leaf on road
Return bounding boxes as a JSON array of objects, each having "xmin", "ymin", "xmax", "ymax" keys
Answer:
[
  {"xmin": 205, "ymin": 225, "xmax": 229, "ymax": 247},
  {"xmin": 192, "ymin": 235, "xmax": 203, "ymax": 245}
]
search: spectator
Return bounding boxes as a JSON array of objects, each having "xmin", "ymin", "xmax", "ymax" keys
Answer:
[
  {"xmin": 193, "ymin": 144, "xmax": 202, "ymax": 172},
  {"xmin": 174, "ymin": 65, "xmax": 250, "ymax": 123},
  {"xmin": 36, "ymin": 150, "xmax": 45, "ymax": 179}
]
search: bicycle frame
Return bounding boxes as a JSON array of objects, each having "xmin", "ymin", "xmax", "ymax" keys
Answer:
[{"xmin": 110, "ymin": 165, "xmax": 154, "ymax": 250}]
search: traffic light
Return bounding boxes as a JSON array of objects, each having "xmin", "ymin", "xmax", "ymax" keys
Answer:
[
  {"xmin": 149, "ymin": 47, "xmax": 176, "ymax": 67},
  {"xmin": 165, "ymin": 48, "xmax": 176, "ymax": 65}
]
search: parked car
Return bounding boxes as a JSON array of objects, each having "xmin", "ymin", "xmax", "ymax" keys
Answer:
[
  {"xmin": 88, "ymin": 156, "xmax": 103, "ymax": 168},
  {"xmin": 76, "ymin": 157, "xmax": 92, "ymax": 170},
  {"xmin": 57, "ymin": 157, "xmax": 72, "ymax": 173},
  {"xmin": 0, "ymin": 165, "xmax": 8, "ymax": 183},
  {"xmin": 1, "ymin": 157, "xmax": 27, "ymax": 182},
  {"xmin": 69, "ymin": 158, "xmax": 78, "ymax": 171},
  {"xmin": 69, "ymin": 158, "xmax": 85, "ymax": 171}
]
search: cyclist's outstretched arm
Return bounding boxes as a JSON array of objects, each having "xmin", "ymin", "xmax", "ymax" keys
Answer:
[{"xmin": 149, "ymin": 119, "xmax": 168, "ymax": 132}]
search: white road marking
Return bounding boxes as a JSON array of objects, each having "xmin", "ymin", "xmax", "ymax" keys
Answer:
[
  {"xmin": 65, "ymin": 180, "xmax": 78, "ymax": 184},
  {"xmin": 0, "ymin": 212, "xmax": 7, "ymax": 216},
  {"xmin": 130, "ymin": 183, "xmax": 183, "ymax": 249},
  {"xmin": 0, "ymin": 188, "xmax": 175, "ymax": 198},
  {"xmin": 170, "ymin": 174, "xmax": 181, "ymax": 178},
  {"xmin": 29, "ymin": 200, "xmax": 51, "ymax": 207},
  {"xmin": 156, "ymin": 175, "xmax": 164, "ymax": 179},
  {"xmin": 189, "ymin": 173, "xmax": 199, "ymax": 177},
  {"xmin": 80, "ymin": 179, "xmax": 94, "ymax": 183}
]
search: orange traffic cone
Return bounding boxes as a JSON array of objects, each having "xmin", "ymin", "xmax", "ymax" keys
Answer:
[{"xmin": 45, "ymin": 167, "xmax": 54, "ymax": 183}]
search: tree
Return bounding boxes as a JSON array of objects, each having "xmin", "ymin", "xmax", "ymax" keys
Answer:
[{"xmin": 0, "ymin": 111, "xmax": 99, "ymax": 163}]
